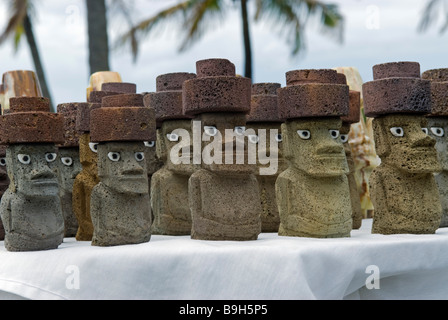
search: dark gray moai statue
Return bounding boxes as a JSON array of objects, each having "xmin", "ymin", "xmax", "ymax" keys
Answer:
[
  {"xmin": 363, "ymin": 62, "xmax": 442, "ymax": 235},
  {"xmin": 56, "ymin": 103, "xmax": 83, "ymax": 237},
  {"xmin": 144, "ymin": 72, "xmax": 198, "ymax": 236},
  {"xmin": 422, "ymin": 68, "xmax": 448, "ymax": 228},
  {"xmin": 0, "ymin": 97, "xmax": 65, "ymax": 251},
  {"xmin": 184, "ymin": 58, "xmax": 262, "ymax": 241},
  {"xmin": 89, "ymin": 93, "xmax": 156, "ymax": 247}
]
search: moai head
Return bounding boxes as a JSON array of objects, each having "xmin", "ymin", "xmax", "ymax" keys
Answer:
[
  {"xmin": 0, "ymin": 97, "xmax": 64, "ymax": 198},
  {"xmin": 183, "ymin": 58, "xmax": 255, "ymax": 175},
  {"xmin": 278, "ymin": 69, "xmax": 350, "ymax": 177},
  {"xmin": 144, "ymin": 72, "xmax": 197, "ymax": 175},
  {"xmin": 1, "ymin": 70, "xmax": 43, "ymax": 113},
  {"xmin": 90, "ymin": 93, "xmax": 156, "ymax": 194},
  {"xmin": 363, "ymin": 62, "xmax": 440, "ymax": 174}
]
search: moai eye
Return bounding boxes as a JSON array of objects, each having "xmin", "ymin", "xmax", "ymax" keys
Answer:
[
  {"xmin": 329, "ymin": 130, "xmax": 340, "ymax": 139},
  {"xmin": 422, "ymin": 128, "xmax": 429, "ymax": 135},
  {"xmin": 0, "ymin": 158, "xmax": 6, "ymax": 167},
  {"xmin": 45, "ymin": 153, "xmax": 57, "ymax": 163},
  {"xmin": 297, "ymin": 130, "xmax": 311, "ymax": 140},
  {"xmin": 248, "ymin": 135, "xmax": 259, "ymax": 144},
  {"xmin": 431, "ymin": 127, "xmax": 445, "ymax": 137},
  {"xmin": 340, "ymin": 134, "xmax": 349, "ymax": 143},
  {"xmin": 234, "ymin": 126, "xmax": 246, "ymax": 136},
  {"xmin": 61, "ymin": 157, "xmax": 73, "ymax": 167},
  {"xmin": 275, "ymin": 134, "xmax": 283, "ymax": 143},
  {"xmin": 18, "ymin": 154, "xmax": 31, "ymax": 165},
  {"xmin": 167, "ymin": 133, "xmax": 180, "ymax": 142},
  {"xmin": 390, "ymin": 127, "xmax": 404, "ymax": 137},
  {"xmin": 204, "ymin": 126, "xmax": 218, "ymax": 137},
  {"xmin": 144, "ymin": 141, "xmax": 156, "ymax": 148},
  {"xmin": 135, "ymin": 152, "xmax": 145, "ymax": 162},
  {"xmin": 89, "ymin": 143, "xmax": 99, "ymax": 153},
  {"xmin": 108, "ymin": 152, "xmax": 121, "ymax": 162}
]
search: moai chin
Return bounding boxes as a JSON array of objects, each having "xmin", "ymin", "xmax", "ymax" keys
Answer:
[
  {"xmin": 0, "ymin": 97, "xmax": 65, "ymax": 251},
  {"xmin": 56, "ymin": 103, "xmax": 84, "ymax": 238},
  {"xmin": 363, "ymin": 61, "xmax": 442, "ymax": 235},
  {"xmin": 276, "ymin": 69, "xmax": 353, "ymax": 238},
  {"xmin": 422, "ymin": 68, "xmax": 448, "ymax": 228},
  {"xmin": 184, "ymin": 58, "xmax": 262, "ymax": 241},
  {"xmin": 144, "ymin": 72, "xmax": 197, "ymax": 235},
  {"xmin": 246, "ymin": 83, "xmax": 287, "ymax": 233},
  {"xmin": 73, "ymin": 79, "xmax": 136, "ymax": 241},
  {"xmin": 89, "ymin": 93, "xmax": 156, "ymax": 247}
]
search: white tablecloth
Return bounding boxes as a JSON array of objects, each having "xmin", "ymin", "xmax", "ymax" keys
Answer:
[{"xmin": 0, "ymin": 219, "xmax": 447, "ymax": 300}]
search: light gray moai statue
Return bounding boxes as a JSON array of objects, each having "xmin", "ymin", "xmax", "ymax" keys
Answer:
[
  {"xmin": 422, "ymin": 68, "xmax": 448, "ymax": 228},
  {"xmin": 0, "ymin": 97, "xmax": 65, "ymax": 251},
  {"xmin": 246, "ymin": 83, "xmax": 287, "ymax": 233},
  {"xmin": 276, "ymin": 69, "xmax": 353, "ymax": 238},
  {"xmin": 184, "ymin": 58, "xmax": 262, "ymax": 241},
  {"xmin": 57, "ymin": 103, "xmax": 83, "ymax": 237},
  {"xmin": 89, "ymin": 93, "xmax": 156, "ymax": 247},
  {"xmin": 144, "ymin": 72, "xmax": 197, "ymax": 235},
  {"xmin": 363, "ymin": 62, "xmax": 442, "ymax": 235}
]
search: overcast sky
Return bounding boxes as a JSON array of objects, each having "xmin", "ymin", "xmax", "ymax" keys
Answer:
[{"xmin": 0, "ymin": 0, "xmax": 447, "ymax": 106}]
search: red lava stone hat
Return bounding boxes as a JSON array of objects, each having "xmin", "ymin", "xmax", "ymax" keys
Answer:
[
  {"xmin": 422, "ymin": 68, "xmax": 448, "ymax": 117},
  {"xmin": 247, "ymin": 83, "xmax": 285, "ymax": 123}
]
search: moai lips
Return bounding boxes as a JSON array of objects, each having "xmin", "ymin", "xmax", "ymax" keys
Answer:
[
  {"xmin": 0, "ymin": 97, "xmax": 65, "ymax": 252},
  {"xmin": 89, "ymin": 93, "xmax": 155, "ymax": 247},
  {"xmin": 185, "ymin": 58, "xmax": 262, "ymax": 241},
  {"xmin": 276, "ymin": 69, "xmax": 353, "ymax": 238},
  {"xmin": 144, "ymin": 72, "xmax": 197, "ymax": 236},
  {"xmin": 363, "ymin": 62, "xmax": 442, "ymax": 235}
]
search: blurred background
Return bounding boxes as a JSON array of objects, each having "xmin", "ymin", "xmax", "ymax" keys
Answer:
[{"xmin": 0, "ymin": 0, "xmax": 447, "ymax": 107}]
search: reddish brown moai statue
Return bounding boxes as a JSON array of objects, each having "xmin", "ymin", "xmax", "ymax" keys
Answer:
[
  {"xmin": 246, "ymin": 83, "xmax": 286, "ymax": 233},
  {"xmin": 363, "ymin": 62, "xmax": 442, "ymax": 235},
  {"xmin": 276, "ymin": 69, "xmax": 353, "ymax": 238},
  {"xmin": 184, "ymin": 58, "xmax": 262, "ymax": 241},
  {"xmin": 144, "ymin": 72, "xmax": 198, "ymax": 236}
]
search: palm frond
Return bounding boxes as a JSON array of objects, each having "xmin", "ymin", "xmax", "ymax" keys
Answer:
[
  {"xmin": 0, "ymin": 0, "xmax": 29, "ymax": 45},
  {"xmin": 418, "ymin": 0, "xmax": 443, "ymax": 32}
]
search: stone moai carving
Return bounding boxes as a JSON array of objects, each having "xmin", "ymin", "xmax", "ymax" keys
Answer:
[
  {"xmin": 89, "ymin": 93, "xmax": 156, "ymax": 247},
  {"xmin": 422, "ymin": 68, "xmax": 448, "ymax": 228},
  {"xmin": 363, "ymin": 61, "xmax": 442, "ymax": 235},
  {"xmin": 0, "ymin": 146, "xmax": 10, "ymax": 240},
  {"xmin": 0, "ymin": 97, "xmax": 65, "ymax": 251},
  {"xmin": 276, "ymin": 69, "xmax": 353, "ymax": 238},
  {"xmin": 1, "ymin": 70, "xmax": 43, "ymax": 113},
  {"xmin": 143, "ymin": 72, "xmax": 197, "ymax": 235},
  {"xmin": 73, "ymin": 80, "xmax": 136, "ymax": 241},
  {"xmin": 56, "ymin": 103, "xmax": 84, "ymax": 237},
  {"xmin": 246, "ymin": 83, "xmax": 287, "ymax": 233},
  {"xmin": 184, "ymin": 58, "xmax": 262, "ymax": 241}
]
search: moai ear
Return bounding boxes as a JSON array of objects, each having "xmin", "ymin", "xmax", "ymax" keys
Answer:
[
  {"xmin": 281, "ymin": 122, "xmax": 293, "ymax": 161},
  {"xmin": 372, "ymin": 117, "xmax": 390, "ymax": 158},
  {"xmin": 156, "ymin": 129, "xmax": 167, "ymax": 161}
]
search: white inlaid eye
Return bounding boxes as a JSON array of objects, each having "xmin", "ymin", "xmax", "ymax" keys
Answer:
[
  {"xmin": 18, "ymin": 154, "xmax": 31, "ymax": 165},
  {"xmin": 204, "ymin": 126, "xmax": 218, "ymax": 137},
  {"xmin": 61, "ymin": 157, "xmax": 73, "ymax": 167},
  {"xmin": 340, "ymin": 134, "xmax": 349, "ymax": 144},
  {"xmin": 422, "ymin": 128, "xmax": 429, "ymax": 135},
  {"xmin": 329, "ymin": 130, "xmax": 340, "ymax": 139},
  {"xmin": 275, "ymin": 134, "xmax": 283, "ymax": 143},
  {"xmin": 167, "ymin": 133, "xmax": 179, "ymax": 142},
  {"xmin": 45, "ymin": 153, "xmax": 57, "ymax": 163},
  {"xmin": 144, "ymin": 141, "xmax": 156, "ymax": 148},
  {"xmin": 234, "ymin": 126, "xmax": 246, "ymax": 136},
  {"xmin": 297, "ymin": 130, "xmax": 311, "ymax": 140},
  {"xmin": 89, "ymin": 143, "xmax": 99, "ymax": 153},
  {"xmin": 431, "ymin": 127, "xmax": 445, "ymax": 137},
  {"xmin": 248, "ymin": 135, "xmax": 259, "ymax": 144},
  {"xmin": 390, "ymin": 127, "xmax": 404, "ymax": 137},
  {"xmin": 0, "ymin": 158, "xmax": 6, "ymax": 167},
  {"xmin": 108, "ymin": 152, "xmax": 121, "ymax": 162},
  {"xmin": 135, "ymin": 152, "xmax": 145, "ymax": 162}
]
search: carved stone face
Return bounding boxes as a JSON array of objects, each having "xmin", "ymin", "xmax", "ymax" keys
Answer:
[
  {"xmin": 373, "ymin": 114, "xmax": 441, "ymax": 173},
  {"xmin": 143, "ymin": 139, "xmax": 163, "ymax": 176},
  {"xmin": 97, "ymin": 141, "xmax": 149, "ymax": 194},
  {"xmin": 426, "ymin": 117, "xmax": 448, "ymax": 171},
  {"xmin": 282, "ymin": 117, "xmax": 349, "ymax": 177},
  {"xmin": 6, "ymin": 143, "xmax": 60, "ymax": 197},
  {"xmin": 57, "ymin": 147, "xmax": 82, "ymax": 193},
  {"xmin": 79, "ymin": 133, "xmax": 98, "ymax": 174}
]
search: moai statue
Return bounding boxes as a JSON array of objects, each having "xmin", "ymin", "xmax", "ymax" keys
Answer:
[
  {"xmin": 0, "ymin": 97, "xmax": 65, "ymax": 251},
  {"xmin": 0, "ymin": 146, "xmax": 10, "ymax": 240},
  {"xmin": 1, "ymin": 70, "xmax": 43, "ymax": 112},
  {"xmin": 143, "ymin": 72, "xmax": 197, "ymax": 235},
  {"xmin": 73, "ymin": 79, "xmax": 136, "ymax": 241},
  {"xmin": 276, "ymin": 69, "xmax": 353, "ymax": 238},
  {"xmin": 184, "ymin": 58, "xmax": 262, "ymax": 241},
  {"xmin": 363, "ymin": 61, "xmax": 442, "ymax": 235},
  {"xmin": 422, "ymin": 68, "xmax": 448, "ymax": 228},
  {"xmin": 89, "ymin": 93, "xmax": 156, "ymax": 247},
  {"xmin": 246, "ymin": 83, "xmax": 287, "ymax": 233},
  {"xmin": 56, "ymin": 103, "xmax": 84, "ymax": 237}
]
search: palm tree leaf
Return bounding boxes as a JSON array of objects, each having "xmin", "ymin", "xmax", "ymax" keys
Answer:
[
  {"xmin": 418, "ymin": 0, "xmax": 442, "ymax": 32},
  {"xmin": 0, "ymin": 0, "xmax": 28, "ymax": 45}
]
